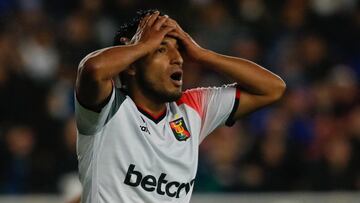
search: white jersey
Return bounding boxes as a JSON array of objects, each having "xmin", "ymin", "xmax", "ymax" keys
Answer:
[{"xmin": 75, "ymin": 84, "xmax": 240, "ymax": 203}]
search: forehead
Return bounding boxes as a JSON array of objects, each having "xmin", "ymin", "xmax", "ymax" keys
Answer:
[{"xmin": 161, "ymin": 36, "xmax": 179, "ymax": 47}]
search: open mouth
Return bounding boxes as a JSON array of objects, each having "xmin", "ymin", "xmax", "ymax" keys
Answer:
[
  {"xmin": 170, "ymin": 72, "xmax": 182, "ymax": 81},
  {"xmin": 170, "ymin": 71, "xmax": 183, "ymax": 87}
]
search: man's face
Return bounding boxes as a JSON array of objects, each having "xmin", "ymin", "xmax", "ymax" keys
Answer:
[{"xmin": 135, "ymin": 37, "xmax": 184, "ymax": 103}]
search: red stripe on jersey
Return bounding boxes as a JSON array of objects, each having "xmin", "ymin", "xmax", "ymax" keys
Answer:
[{"xmin": 176, "ymin": 89, "xmax": 204, "ymax": 118}]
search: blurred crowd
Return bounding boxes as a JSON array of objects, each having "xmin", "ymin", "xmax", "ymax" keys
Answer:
[{"xmin": 0, "ymin": 0, "xmax": 359, "ymax": 197}]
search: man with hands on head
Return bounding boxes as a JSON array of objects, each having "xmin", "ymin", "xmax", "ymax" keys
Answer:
[{"xmin": 75, "ymin": 10, "xmax": 285, "ymax": 203}]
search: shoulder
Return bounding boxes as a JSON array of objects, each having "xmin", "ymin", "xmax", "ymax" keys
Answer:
[{"xmin": 176, "ymin": 84, "xmax": 238, "ymax": 105}]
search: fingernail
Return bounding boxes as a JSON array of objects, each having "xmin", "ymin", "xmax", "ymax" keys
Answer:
[{"xmin": 164, "ymin": 15, "xmax": 169, "ymax": 18}]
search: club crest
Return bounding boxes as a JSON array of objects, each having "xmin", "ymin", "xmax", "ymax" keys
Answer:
[{"xmin": 169, "ymin": 118, "xmax": 191, "ymax": 141}]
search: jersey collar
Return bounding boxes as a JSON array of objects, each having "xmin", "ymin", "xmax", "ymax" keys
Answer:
[{"xmin": 136, "ymin": 105, "xmax": 167, "ymax": 124}]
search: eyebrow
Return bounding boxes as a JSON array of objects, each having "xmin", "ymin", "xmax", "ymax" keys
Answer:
[{"xmin": 160, "ymin": 39, "xmax": 179, "ymax": 49}]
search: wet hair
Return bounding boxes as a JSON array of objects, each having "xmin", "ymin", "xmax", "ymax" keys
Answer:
[{"xmin": 113, "ymin": 9, "xmax": 166, "ymax": 46}]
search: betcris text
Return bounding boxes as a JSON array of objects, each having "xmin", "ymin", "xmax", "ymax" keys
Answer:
[{"xmin": 123, "ymin": 164, "xmax": 195, "ymax": 198}]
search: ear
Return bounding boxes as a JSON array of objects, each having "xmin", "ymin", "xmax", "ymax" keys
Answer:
[{"xmin": 120, "ymin": 37, "xmax": 131, "ymax": 45}]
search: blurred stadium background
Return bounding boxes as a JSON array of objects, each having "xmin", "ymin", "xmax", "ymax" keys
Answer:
[{"xmin": 0, "ymin": 0, "xmax": 359, "ymax": 202}]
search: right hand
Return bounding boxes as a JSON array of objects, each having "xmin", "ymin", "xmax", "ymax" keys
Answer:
[
  {"xmin": 164, "ymin": 18, "xmax": 207, "ymax": 62},
  {"xmin": 130, "ymin": 11, "xmax": 176, "ymax": 53}
]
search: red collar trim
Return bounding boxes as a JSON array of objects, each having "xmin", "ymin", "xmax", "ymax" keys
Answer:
[{"xmin": 136, "ymin": 105, "xmax": 166, "ymax": 124}]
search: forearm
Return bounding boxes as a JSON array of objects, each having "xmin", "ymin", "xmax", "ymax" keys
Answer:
[
  {"xmin": 80, "ymin": 43, "xmax": 150, "ymax": 81},
  {"xmin": 198, "ymin": 50, "xmax": 285, "ymax": 97}
]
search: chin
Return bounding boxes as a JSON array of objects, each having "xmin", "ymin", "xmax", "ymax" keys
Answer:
[
  {"xmin": 164, "ymin": 91, "xmax": 182, "ymax": 102},
  {"xmin": 143, "ymin": 87, "xmax": 182, "ymax": 103},
  {"xmin": 138, "ymin": 76, "xmax": 183, "ymax": 103},
  {"xmin": 172, "ymin": 91, "xmax": 183, "ymax": 101}
]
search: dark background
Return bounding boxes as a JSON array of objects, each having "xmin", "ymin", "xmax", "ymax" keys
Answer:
[{"xmin": 0, "ymin": 0, "xmax": 359, "ymax": 195}]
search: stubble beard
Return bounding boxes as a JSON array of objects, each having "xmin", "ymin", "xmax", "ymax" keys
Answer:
[{"xmin": 137, "ymin": 70, "xmax": 182, "ymax": 103}]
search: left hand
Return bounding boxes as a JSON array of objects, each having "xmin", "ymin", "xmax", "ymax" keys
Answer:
[{"xmin": 165, "ymin": 19, "xmax": 207, "ymax": 62}]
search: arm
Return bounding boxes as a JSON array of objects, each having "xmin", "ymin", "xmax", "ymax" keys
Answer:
[
  {"xmin": 76, "ymin": 12, "xmax": 175, "ymax": 111},
  {"xmin": 66, "ymin": 195, "xmax": 81, "ymax": 203},
  {"xmin": 76, "ymin": 43, "xmax": 148, "ymax": 111},
  {"xmin": 196, "ymin": 51, "xmax": 286, "ymax": 118},
  {"xmin": 167, "ymin": 19, "xmax": 286, "ymax": 119}
]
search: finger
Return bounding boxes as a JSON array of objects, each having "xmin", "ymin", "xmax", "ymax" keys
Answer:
[
  {"xmin": 146, "ymin": 11, "xmax": 160, "ymax": 27},
  {"xmin": 167, "ymin": 18, "xmax": 177, "ymax": 25},
  {"xmin": 170, "ymin": 19, "xmax": 186, "ymax": 33},
  {"xmin": 163, "ymin": 18, "xmax": 175, "ymax": 27},
  {"xmin": 154, "ymin": 16, "xmax": 169, "ymax": 31},
  {"xmin": 138, "ymin": 13, "xmax": 152, "ymax": 28},
  {"xmin": 167, "ymin": 18, "xmax": 180, "ymax": 28},
  {"xmin": 161, "ymin": 26, "xmax": 176, "ymax": 36},
  {"xmin": 167, "ymin": 29, "xmax": 187, "ymax": 40},
  {"xmin": 139, "ymin": 15, "xmax": 151, "ymax": 28},
  {"xmin": 166, "ymin": 31, "xmax": 181, "ymax": 39}
]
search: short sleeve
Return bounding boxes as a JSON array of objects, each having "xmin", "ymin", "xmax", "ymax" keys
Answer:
[
  {"xmin": 74, "ymin": 87, "xmax": 126, "ymax": 135},
  {"xmin": 177, "ymin": 83, "xmax": 240, "ymax": 142}
]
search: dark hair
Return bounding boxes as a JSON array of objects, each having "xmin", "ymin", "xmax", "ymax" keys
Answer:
[
  {"xmin": 114, "ymin": 9, "xmax": 167, "ymax": 89},
  {"xmin": 113, "ymin": 9, "xmax": 166, "ymax": 46}
]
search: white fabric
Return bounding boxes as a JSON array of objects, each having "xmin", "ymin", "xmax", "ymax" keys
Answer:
[{"xmin": 75, "ymin": 85, "xmax": 238, "ymax": 203}]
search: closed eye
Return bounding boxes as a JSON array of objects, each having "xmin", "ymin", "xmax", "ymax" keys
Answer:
[{"xmin": 157, "ymin": 47, "xmax": 167, "ymax": 53}]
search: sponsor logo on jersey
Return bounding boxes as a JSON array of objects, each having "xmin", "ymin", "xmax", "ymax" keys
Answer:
[
  {"xmin": 124, "ymin": 164, "xmax": 195, "ymax": 198},
  {"xmin": 169, "ymin": 118, "xmax": 191, "ymax": 141}
]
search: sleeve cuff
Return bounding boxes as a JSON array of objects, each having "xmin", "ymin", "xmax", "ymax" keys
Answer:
[{"xmin": 225, "ymin": 87, "xmax": 241, "ymax": 127}]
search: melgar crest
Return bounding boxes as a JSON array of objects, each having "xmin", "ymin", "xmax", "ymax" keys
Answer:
[{"xmin": 169, "ymin": 118, "xmax": 191, "ymax": 141}]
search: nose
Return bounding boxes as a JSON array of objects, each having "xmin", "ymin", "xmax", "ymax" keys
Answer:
[{"xmin": 170, "ymin": 48, "xmax": 183, "ymax": 67}]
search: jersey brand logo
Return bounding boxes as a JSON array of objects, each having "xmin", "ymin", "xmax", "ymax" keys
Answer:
[
  {"xmin": 140, "ymin": 125, "xmax": 150, "ymax": 135},
  {"xmin": 124, "ymin": 164, "xmax": 195, "ymax": 198},
  {"xmin": 169, "ymin": 118, "xmax": 191, "ymax": 141}
]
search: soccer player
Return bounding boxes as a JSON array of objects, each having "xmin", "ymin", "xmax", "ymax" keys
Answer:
[{"xmin": 74, "ymin": 10, "xmax": 286, "ymax": 203}]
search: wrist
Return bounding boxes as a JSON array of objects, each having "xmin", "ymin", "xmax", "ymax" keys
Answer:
[
  {"xmin": 195, "ymin": 48, "xmax": 212, "ymax": 62},
  {"xmin": 135, "ymin": 41, "xmax": 154, "ymax": 56}
]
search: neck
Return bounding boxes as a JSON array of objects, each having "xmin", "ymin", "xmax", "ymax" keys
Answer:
[{"xmin": 128, "ymin": 87, "xmax": 166, "ymax": 116}]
